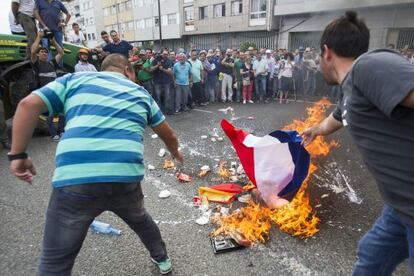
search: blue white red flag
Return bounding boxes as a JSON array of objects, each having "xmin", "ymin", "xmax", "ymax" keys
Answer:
[{"xmin": 221, "ymin": 119, "xmax": 310, "ymax": 206}]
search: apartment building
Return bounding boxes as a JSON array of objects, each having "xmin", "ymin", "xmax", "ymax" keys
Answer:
[
  {"xmin": 132, "ymin": 0, "xmax": 181, "ymax": 49},
  {"xmin": 274, "ymin": 0, "xmax": 414, "ymax": 50},
  {"xmin": 181, "ymin": 0, "xmax": 279, "ymax": 49},
  {"xmin": 64, "ymin": 0, "xmax": 104, "ymax": 48},
  {"xmin": 102, "ymin": 0, "xmax": 135, "ymax": 41}
]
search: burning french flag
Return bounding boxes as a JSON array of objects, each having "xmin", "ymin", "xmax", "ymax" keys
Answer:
[{"xmin": 221, "ymin": 119, "xmax": 310, "ymax": 207}]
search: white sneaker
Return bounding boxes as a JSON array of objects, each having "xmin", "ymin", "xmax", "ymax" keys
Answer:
[
  {"xmin": 243, "ymin": 100, "xmax": 246, "ymax": 104},
  {"xmin": 248, "ymin": 100, "xmax": 254, "ymax": 104}
]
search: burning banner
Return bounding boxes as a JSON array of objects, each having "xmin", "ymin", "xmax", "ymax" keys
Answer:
[
  {"xmin": 221, "ymin": 119, "xmax": 310, "ymax": 208},
  {"xmin": 212, "ymin": 98, "xmax": 338, "ymax": 243}
]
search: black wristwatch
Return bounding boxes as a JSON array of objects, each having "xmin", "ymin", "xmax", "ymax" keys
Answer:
[{"xmin": 7, "ymin": 152, "xmax": 28, "ymax": 161}]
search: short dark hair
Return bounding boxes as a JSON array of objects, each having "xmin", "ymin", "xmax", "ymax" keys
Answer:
[
  {"xmin": 110, "ymin": 30, "xmax": 118, "ymax": 35},
  {"xmin": 101, "ymin": 54, "xmax": 132, "ymax": 71},
  {"xmin": 37, "ymin": 46, "xmax": 49, "ymax": 53},
  {"xmin": 72, "ymin": 22, "xmax": 79, "ymax": 28},
  {"xmin": 101, "ymin": 30, "xmax": 108, "ymax": 36},
  {"xmin": 320, "ymin": 11, "xmax": 369, "ymax": 59},
  {"xmin": 145, "ymin": 48, "xmax": 152, "ymax": 53}
]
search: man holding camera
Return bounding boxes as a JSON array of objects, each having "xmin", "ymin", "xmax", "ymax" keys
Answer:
[
  {"xmin": 34, "ymin": 0, "xmax": 71, "ymax": 66},
  {"xmin": 152, "ymin": 50, "xmax": 174, "ymax": 115},
  {"xmin": 31, "ymin": 31, "xmax": 65, "ymax": 141}
]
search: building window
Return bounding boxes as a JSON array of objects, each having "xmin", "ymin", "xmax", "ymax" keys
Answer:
[
  {"xmin": 111, "ymin": 6, "xmax": 117, "ymax": 15},
  {"xmin": 168, "ymin": 13, "xmax": 178, "ymax": 25},
  {"xmin": 87, "ymin": 33, "xmax": 91, "ymax": 40},
  {"xmin": 161, "ymin": 15, "xmax": 168, "ymax": 26},
  {"xmin": 155, "ymin": 16, "xmax": 160, "ymax": 27},
  {"xmin": 89, "ymin": 17, "xmax": 94, "ymax": 25},
  {"xmin": 145, "ymin": 18, "xmax": 154, "ymax": 28},
  {"xmin": 199, "ymin": 6, "xmax": 208, "ymax": 20},
  {"xmin": 128, "ymin": 21, "xmax": 134, "ymax": 30},
  {"xmin": 250, "ymin": 0, "xmax": 266, "ymax": 19},
  {"xmin": 134, "ymin": 0, "xmax": 144, "ymax": 7},
  {"xmin": 184, "ymin": 6, "xmax": 194, "ymax": 31},
  {"xmin": 136, "ymin": 19, "xmax": 145, "ymax": 29},
  {"xmin": 119, "ymin": 2, "xmax": 125, "ymax": 12},
  {"xmin": 126, "ymin": 0, "xmax": 132, "ymax": 9},
  {"xmin": 92, "ymin": 33, "xmax": 96, "ymax": 40},
  {"xmin": 231, "ymin": 1, "xmax": 242, "ymax": 16},
  {"xmin": 214, "ymin": 3, "xmax": 225, "ymax": 18}
]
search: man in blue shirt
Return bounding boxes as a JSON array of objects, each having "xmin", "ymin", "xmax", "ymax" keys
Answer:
[
  {"xmin": 103, "ymin": 30, "xmax": 136, "ymax": 58},
  {"xmin": 34, "ymin": 0, "xmax": 71, "ymax": 66},
  {"xmin": 173, "ymin": 53, "xmax": 192, "ymax": 113}
]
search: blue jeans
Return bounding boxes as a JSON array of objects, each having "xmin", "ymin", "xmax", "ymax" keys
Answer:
[
  {"xmin": 175, "ymin": 84, "xmax": 190, "ymax": 111},
  {"xmin": 353, "ymin": 205, "xmax": 414, "ymax": 275},
  {"xmin": 255, "ymin": 75, "xmax": 267, "ymax": 101},
  {"xmin": 39, "ymin": 183, "xmax": 167, "ymax": 276},
  {"xmin": 42, "ymin": 30, "xmax": 64, "ymax": 67},
  {"xmin": 206, "ymin": 75, "xmax": 217, "ymax": 102},
  {"xmin": 47, "ymin": 115, "xmax": 65, "ymax": 137},
  {"xmin": 154, "ymin": 83, "xmax": 173, "ymax": 114}
]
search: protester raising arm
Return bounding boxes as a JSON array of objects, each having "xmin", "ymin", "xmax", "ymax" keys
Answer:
[
  {"xmin": 50, "ymin": 36, "xmax": 64, "ymax": 65},
  {"xmin": 34, "ymin": 9, "xmax": 48, "ymax": 30},
  {"xmin": 31, "ymin": 32, "xmax": 43, "ymax": 63}
]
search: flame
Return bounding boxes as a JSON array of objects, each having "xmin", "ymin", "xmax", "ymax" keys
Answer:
[
  {"xmin": 212, "ymin": 98, "xmax": 338, "ymax": 243},
  {"xmin": 218, "ymin": 161, "xmax": 231, "ymax": 178}
]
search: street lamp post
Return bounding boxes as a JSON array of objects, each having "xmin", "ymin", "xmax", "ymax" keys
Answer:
[{"xmin": 157, "ymin": 0, "xmax": 162, "ymax": 47}]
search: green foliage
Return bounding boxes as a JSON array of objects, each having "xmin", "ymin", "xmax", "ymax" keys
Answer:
[{"xmin": 240, "ymin": 41, "xmax": 257, "ymax": 52}]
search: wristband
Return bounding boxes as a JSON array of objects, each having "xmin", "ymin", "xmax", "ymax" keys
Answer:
[{"xmin": 7, "ymin": 152, "xmax": 28, "ymax": 162}]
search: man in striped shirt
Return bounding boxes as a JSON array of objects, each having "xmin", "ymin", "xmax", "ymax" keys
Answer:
[{"xmin": 8, "ymin": 54, "xmax": 182, "ymax": 275}]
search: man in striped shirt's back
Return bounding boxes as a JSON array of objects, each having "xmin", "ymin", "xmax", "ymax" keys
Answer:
[{"xmin": 9, "ymin": 54, "xmax": 182, "ymax": 275}]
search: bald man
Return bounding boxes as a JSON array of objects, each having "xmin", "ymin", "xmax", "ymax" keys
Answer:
[{"xmin": 9, "ymin": 54, "xmax": 181, "ymax": 275}]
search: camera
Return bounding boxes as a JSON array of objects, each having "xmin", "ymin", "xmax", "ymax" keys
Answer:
[
  {"xmin": 44, "ymin": 30, "xmax": 54, "ymax": 39},
  {"xmin": 155, "ymin": 53, "xmax": 163, "ymax": 63}
]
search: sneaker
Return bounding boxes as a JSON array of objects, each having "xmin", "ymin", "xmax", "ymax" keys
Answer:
[
  {"xmin": 51, "ymin": 135, "xmax": 60, "ymax": 141},
  {"xmin": 248, "ymin": 100, "xmax": 254, "ymax": 104},
  {"xmin": 243, "ymin": 100, "xmax": 246, "ymax": 104},
  {"xmin": 174, "ymin": 110, "xmax": 181, "ymax": 114},
  {"xmin": 151, "ymin": 257, "xmax": 172, "ymax": 275}
]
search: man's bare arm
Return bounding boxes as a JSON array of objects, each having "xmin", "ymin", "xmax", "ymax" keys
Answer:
[
  {"xmin": 34, "ymin": 9, "xmax": 48, "ymax": 29},
  {"xmin": 401, "ymin": 90, "xmax": 414, "ymax": 108},
  {"xmin": 151, "ymin": 121, "xmax": 183, "ymax": 163},
  {"xmin": 301, "ymin": 113, "xmax": 343, "ymax": 146},
  {"xmin": 11, "ymin": 2, "xmax": 19, "ymax": 23}
]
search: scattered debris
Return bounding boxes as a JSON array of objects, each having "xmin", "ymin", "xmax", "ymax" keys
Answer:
[
  {"xmin": 247, "ymin": 116, "xmax": 255, "ymax": 120},
  {"xmin": 176, "ymin": 172, "xmax": 192, "ymax": 182},
  {"xmin": 210, "ymin": 236, "xmax": 244, "ymax": 254},
  {"xmin": 229, "ymin": 175, "xmax": 238, "ymax": 182},
  {"xmin": 192, "ymin": 196, "xmax": 202, "ymax": 206},
  {"xmin": 238, "ymin": 194, "xmax": 251, "ymax": 203},
  {"xmin": 218, "ymin": 162, "xmax": 231, "ymax": 178},
  {"xmin": 199, "ymin": 165, "xmax": 211, "ymax": 177},
  {"xmin": 315, "ymin": 204, "xmax": 322, "ymax": 208},
  {"xmin": 211, "ymin": 137, "xmax": 217, "ymax": 142},
  {"xmin": 201, "ymin": 135, "xmax": 208, "ymax": 139},
  {"xmin": 321, "ymin": 194, "xmax": 329, "ymax": 198},
  {"xmin": 148, "ymin": 164, "xmax": 155, "ymax": 170},
  {"xmin": 158, "ymin": 190, "xmax": 171, "ymax": 199},
  {"xmin": 195, "ymin": 216, "xmax": 210, "ymax": 225},
  {"xmin": 90, "ymin": 220, "xmax": 121, "ymax": 235},
  {"xmin": 237, "ymin": 164, "xmax": 245, "ymax": 175},
  {"xmin": 217, "ymin": 137, "xmax": 224, "ymax": 141},
  {"xmin": 151, "ymin": 134, "xmax": 158, "ymax": 139},
  {"xmin": 163, "ymin": 159, "xmax": 175, "ymax": 170},
  {"xmin": 218, "ymin": 107, "xmax": 234, "ymax": 115},
  {"xmin": 158, "ymin": 148, "xmax": 166, "ymax": 157}
]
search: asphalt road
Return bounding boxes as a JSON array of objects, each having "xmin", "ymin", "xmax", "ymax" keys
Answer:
[{"xmin": 0, "ymin": 100, "xmax": 409, "ymax": 275}]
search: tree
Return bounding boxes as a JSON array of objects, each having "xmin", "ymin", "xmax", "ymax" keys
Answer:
[{"xmin": 240, "ymin": 41, "xmax": 257, "ymax": 52}]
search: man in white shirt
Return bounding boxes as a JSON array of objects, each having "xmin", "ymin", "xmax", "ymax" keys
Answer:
[
  {"xmin": 74, "ymin": 48, "xmax": 97, "ymax": 72},
  {"xmin": 11, "ymin": 0, "xmax": 37, "ymax": 59},
  {"xmin": 265, "ymin": 49, "xmax": 275, "ymax": 101},
  {"xmin": 68, "ymin": 22, "xmax": 86, "ymax": 47},
  {"xmin": 253, "ymin": 52, "xmax": 268, "ymax": 102}
]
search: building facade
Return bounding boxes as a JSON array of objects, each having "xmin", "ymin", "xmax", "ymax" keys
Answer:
[
  {"xmin": 274, "ymin": 0, "xmax": 414, "ymax": 51},
  {"xmin": 64, "ymin": 0, "xmax": 104, "ymax": 48},
  {"xmin": 102, "ymin": 0, "xmax": 135, "ymax": 41}
]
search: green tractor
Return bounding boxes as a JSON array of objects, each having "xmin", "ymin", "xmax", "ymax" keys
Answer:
[{"xmin": 0, "ymin": 33, "xmax": 89, "ymax": 134}]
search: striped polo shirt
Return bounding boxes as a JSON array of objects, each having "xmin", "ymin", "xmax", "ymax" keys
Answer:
[{"xmin": 33, "ymin": 71, "xmax": 165, "ymax": 187}]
